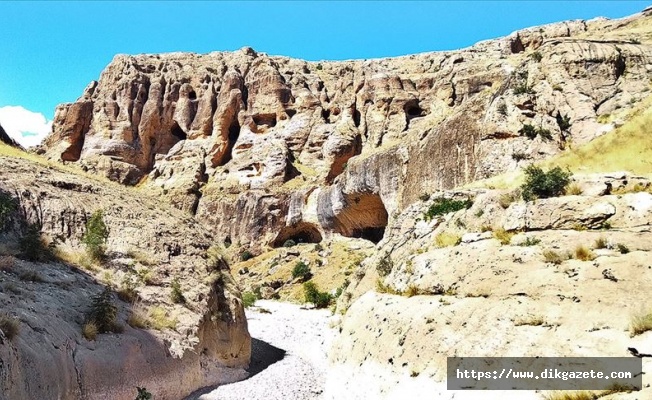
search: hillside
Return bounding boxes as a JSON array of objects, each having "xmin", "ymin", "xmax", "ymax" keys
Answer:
[
  {"xmin": 0, "ymin": 142, "xmax": 250, "ymax": 400},
  {"xmin": 3, "ymin": 6, "xmax": 652, "ymax": 400}
]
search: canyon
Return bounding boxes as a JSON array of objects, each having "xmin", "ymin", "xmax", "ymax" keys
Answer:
[{"xmin": 1, "ymin": 6, "xmax": 652, "ymax": 400}]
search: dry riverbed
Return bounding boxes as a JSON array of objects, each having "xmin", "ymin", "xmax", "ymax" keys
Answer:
[{"xmin": 187, "ymin": 300, "xmax": 335, "ymax": 400}]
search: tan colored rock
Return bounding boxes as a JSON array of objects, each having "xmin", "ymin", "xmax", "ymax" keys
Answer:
[{"xmin": 0, "ymin": 155, "xmax": 250, "ymax": 400}]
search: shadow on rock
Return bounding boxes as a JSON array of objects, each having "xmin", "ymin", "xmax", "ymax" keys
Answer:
[{"xmin": 184, "ymin": 338, "xmax": 286, "ymax": 399}]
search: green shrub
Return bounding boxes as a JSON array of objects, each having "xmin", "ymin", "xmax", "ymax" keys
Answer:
[
  {"xmin": 0, "ymin": 192, "xmax": 17, "ymax": 230},
  {"xmin": 0, "ymin": 313, "xmax": 19, "ymax": 340},
  {"xmin": 617, "ymin": 244, "xmax": 630, "ymax": 254},
  {"xmin": 82, "ymin": 210, "xmax": 108, "ymax": 261},
  {"xmin": 291, "ymin": 261, "xmax": 311, "ymax": 280},
  {"xmin": 135, "ymin": 387, "xmax": 152, "ymax": 400},
  {"xmin": 521, "ymin": 165, "xmax": 572, "ymax": 201},
  {"xmin": 240, "ymin": 250, "xmax": 254, "ymax": 261},
  {"xmin": 19, "ymin": 224, "xmax": 53, "ymax": 262},
  {"xmin": 518, "ymin": 236, "xmax": 541, "ymax": 247},
  {"xmin": 170, "ymin": 278, "xmax": 185, "ymax": 304},
  {"xmin": 530, "ymin": 52, "xmax": 543, "ymax": 62},
  {"xmin": 497, "ymin": 102, "xmax": 508, "ymax": 116},
  {"xmin": 242, "ymin": 291, "xmax": 257, "ymax": 308},
  {"xmin": 556, "ymin": 113, "xmax": 572, "ymax": 131},
  {"xmin": 316, "ymin": 63, "xmax": 323, "ymax": 70},
  {"xmin": 86, "ymin": 288, "xmax": 119, "ymax": 334},
  {"xmin": 376, "ymin": 254, "xmax": 393, "ymax": 276},
  {"xmin": 511, "ymin": 152, "xmax": 529, "ymax": 162},
  {"xmin": 423, "ymin": 198, "xmax": 473, "ymax": 221},
  {"xmin": 520, "ymin": 124, "xmax": 552, "ymax": 140},
  {"xmin": 303, "ymin": 281, "xmax": 332, "ymax": 308},
  {"xmin": 283, "ymin": 239, "xmax": 297, "ymax": 248}
]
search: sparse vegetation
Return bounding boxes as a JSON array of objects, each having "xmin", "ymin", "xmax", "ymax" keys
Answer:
[
  {"xmin": 515, "ymin": 315, "xmax": 545, "ymax": 326},
  {"xmin": 242, "ymin": 291, "xmax": 257, "ymax": 308},
  {"xmin": 291, "ymin": 261, "xmax": 311, "ymax": 281},
  {"xmin": 86, "ymin": 288, "xmax": 121, "ymax": 334},
  {"xmin": 423, "ymin": 197, "xmax": 473, "ymax": 221},
  {"xmin": 630, "ymin": 310, "xmax": 652, "ymax": 336},
  {"xmin": 497, "ymin": 102, "xmax": 508, "ymax": 116},
  {"xmin": 0, "ymin": 192, "xmax": 17, "ymax": 230},
  {"xmin": 147, "ymin": 306, "xmax": 177, "ymax": 330},
  {"xmin": 556, "ymin": 113, "xmax": 572, "ymax": 131},
  {"xmin": 376, "ymin": 253, "xmax": 393, "ymax": 276},
  {"xmin": 117, "ymin": 273, "xmax": 138, "ymax": 303},
  {"xmin": 283, "ymin": 239, "xmax": 297, "ymax": 248},
  {"xmin": 594, "ymin": 237, "xmax": 608, "ymax": 249},
  {"xmin": 170, "ymin": 278, "xmax": 185, "ymax": 304},
  {"xmin": 0, "ymin": 255, "xmax": 14, "ymax": 272},
  {"xmin": 573, "ymin": 245, "xmax": 595, "ymax": 261},
  {"xmin": 531, "ymin": 51, "xmax": 543, "ymax": 62},
  {"xmin": 82, "ymin": 210, "xmax": 108, "ymax": 261},
  {"xmin": 434, "ymin": 232, "xmax": 461, "ymax": 248},
  {"xmin": 19, "ymin": 224, "xmax": 53, "ymax": 262},
  {"xmin": 376, "ymin": 279, "xmax": 400, "ymax": 295},
  {"xmin": 303, "ymin": 281, "xmax": 332, "ymax": 308},
  {"xmin": 19, "ymin": 270, "xmax": 45, "ymax": 282},
  {"xmin": 543, "ymin": 249, "xmax": 565, "ymax": 265},
  {"xmin": 135, "ymin": 387, "xmax": 153, "ymax": 400},
  {"xmin": 511, "ymin": 152, "xmax": 529, "ymax": 162},
  {"xmin": 565, "ymin": 183, "xmax": 583, "ymax": 195},
  {"xmin": 240, "ymin": 250, "xmax": 254, "ymax": 261},
  {"xmin": 518, "ymin": 236, "xmax": 541, "ymax": 247},
  {"xmin": 418, "ymin": 193, "xmax": 430, "ymax": 201},
  {"xmin": 498, "ymin": 192, "xmax": 518, "ymax": 208},
  {"xmin": 493, "ymin": 228, "xmax": 514, "ymax": 245},
  {"xmin": 520, "ymin": 124, "xmax": 552, "ymax": 140},
  {"xmin": 521, "ymin": 165, "xmax": 572, "ymax": 201},
  {"xmin": 617, "ymin": 243, "xmax": 630, "ymax": 254},
  {"xmin": 0, "ymin": 313, "xmax": 19, "ymax": 340},
  {"xmin": 82, "ymin": 321, "xmax": 98, "ymax": 341}
]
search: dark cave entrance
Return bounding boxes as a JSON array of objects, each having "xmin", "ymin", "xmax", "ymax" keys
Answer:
[
  {"xmin": 271, "ymin": 222, "xmax": 323, "ymax": 247},
  {"xmin": 334, "ymin": 193, "xmax": 388, "ymax": 244},
  {"xmin": 217, "ymin": 119, "xmax": 241, "ymax": 166},
  {"xmin": 171, "ymin": 122, "xmax": 187, "ymax": 141}
]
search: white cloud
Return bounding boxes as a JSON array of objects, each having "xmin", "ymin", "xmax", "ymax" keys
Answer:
[{"xmin": 0, "ymin": 106, "xmax": 53, "ymax": 148}]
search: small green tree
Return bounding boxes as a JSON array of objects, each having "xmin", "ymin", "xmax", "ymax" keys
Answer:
[
  {"xmin": 303, "ymin": 281, "xmax": 332, "ymax": 309},
  {"xmin": 82, "ymin": 210, "xmax": 109, "ymax": 261},
  {"xmin": 521, "ymin": 165, "xmax": 572, "ymax": 201},
  {"xmin": 135, "ymin": 387, "xmax": 152, "ymax": 400},
  {"xmin": 170, "ymin": 278, "xmax": 185, "ymax": 304},
  {"xmin": 292, "ymin": 261, "xmax": 311, "ymax": 280},
  {"xmin": 87, "ymin": 288, "xmax": 118, "ymax": 333}
]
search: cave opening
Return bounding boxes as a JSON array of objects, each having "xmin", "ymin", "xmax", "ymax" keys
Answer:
[
  {"xmin": 252, "ymin": 114, "xmax": 277, "ymax": 128},
  {"xmin": 334, "ymin": 193, "xmax": 388, "ymax": 244},
  {"xmin": 217, "ymin": 119, "xmax": 241, "ymax": 166},
  {"xmin": 353, "ymin": 109, "xmax": 361, "ymax": 127},
  {"xmin": 271, "ymin": 222, "xmax": 323, "ymax": 247},
  {"xmin": 171, "ymin": 122, "xmax": 187, "ymax": 141},
  {"xmin": 188, "ymin": 90, "xmax": 197, "ymax": 100}
]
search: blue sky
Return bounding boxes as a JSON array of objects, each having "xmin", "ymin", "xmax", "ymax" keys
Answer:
[{"xmin": 0, "ymin": 1, "xmax": 649, "ymax": 146}]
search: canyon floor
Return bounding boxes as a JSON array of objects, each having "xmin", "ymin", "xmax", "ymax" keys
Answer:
[{"xmin": 187, "ymin": 300, "xmax": 334, "ymax": 400}]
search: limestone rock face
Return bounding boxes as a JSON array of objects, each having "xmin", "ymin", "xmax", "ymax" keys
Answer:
[
  {"xmin": 329, "ymin": 174, "xmax": 652, "ymax": 399},
  {"xmin": 41, "ymin": 13, "xmax": 652, "ymax": 249},
  {"xmin": 0, "ymin": 156, "xmax": 250, "ymax": 400}
]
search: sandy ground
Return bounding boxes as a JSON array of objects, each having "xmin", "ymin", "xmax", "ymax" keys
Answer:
[{"xmin": 187, "ymin": 300, "xmax": 335, "ymax": 400}]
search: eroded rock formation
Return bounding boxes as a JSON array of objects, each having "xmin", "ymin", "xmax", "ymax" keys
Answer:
[
  {"xmin": 0, "ymin": 155, "xmax": 250, "ymax": 400},
  {"xmin": 41, "ymin": 12, "xmax": 652, "ymax": 251}
]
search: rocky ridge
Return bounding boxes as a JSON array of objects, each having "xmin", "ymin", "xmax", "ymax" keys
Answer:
[
  {"xmin": 0, "ymin": 153, "xmax": 250, "ymax": 400},
  {"xmin": 42, "ymin": 11, "xmax": 652, "ymax": 252}
]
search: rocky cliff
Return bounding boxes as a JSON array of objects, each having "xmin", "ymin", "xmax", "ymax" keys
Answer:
[
  {"xmin": 41, "ymin": 10, "xmax": 652, "ymax": 251},
  {"xmin": 0, "ymin": 149, "xmax": 250, "ymax": 400},
  {"xmin": 0, "ymin": 124, "xmax": 19, "ymax": 148}
]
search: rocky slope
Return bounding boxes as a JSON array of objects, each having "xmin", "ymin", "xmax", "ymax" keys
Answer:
[
  {"xmin": 0, "ymin": 149, "xmax": 250, "ymax": 400},
  {"xmin": 0, "ymin": 124, "xmax": 19, "ymax": 148},
  {"xmin": 328, "ymin": 173, "xmax": 652, "ymax": 399},
  {"xmin": 41, "ymin": 10, "xmax": 652, "ymax": 252}
]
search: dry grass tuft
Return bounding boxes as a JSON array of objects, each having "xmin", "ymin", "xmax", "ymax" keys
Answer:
[
  {"xmin": 434, "ymin": 232, "xmax": 461, "ymax": 248},
  {"xmin": 574, "ymin": 245, "xmax": 596, "ymax": 261},
  {"xmin": 493, "ymin": 228, "xmax": 514, "ymax": 245},
  {"xmin": 630, "ymin": 310, "xmax": 652, "ymax": 337},
  {"xmin": 515, "ymin": 315, "xmax": 545, "ymax": 326},
  {"xmin": 543, "ymin": 250, "xmax": 565, "ymax": 265},
  {"xmin": 0, "ymin": 313, "xmax": 20, "ymax": 340},
  {"xmin": 565, "ymin": 183, "xmax": 583, "ymax": 195},
  {"xmin": 82, "ymin": 321, "xmax": 98, "ymax": 341}
]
